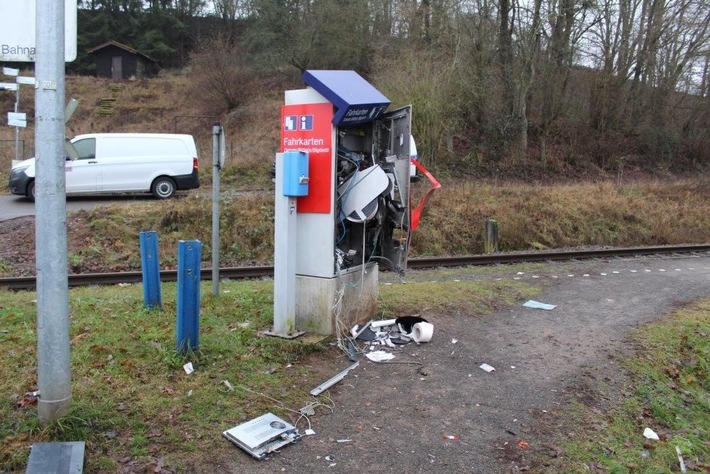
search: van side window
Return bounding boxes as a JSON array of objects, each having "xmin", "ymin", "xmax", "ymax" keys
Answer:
[{"xmin": 72, "ymin": 138, "xmax": 96, "ymax": 159}]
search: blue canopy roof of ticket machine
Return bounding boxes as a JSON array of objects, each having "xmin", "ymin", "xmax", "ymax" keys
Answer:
[{"xmin": 302, "ymin": 70, "xmax": 391, "ymax": 126}]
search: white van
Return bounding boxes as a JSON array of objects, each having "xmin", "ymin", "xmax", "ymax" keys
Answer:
[{"xmin": 9, "ymin": 133, "xmax": 200, "ymax": 200}]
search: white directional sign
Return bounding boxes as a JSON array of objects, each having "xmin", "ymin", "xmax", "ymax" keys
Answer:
[
  {"xmin": 17, "ymin": 76, "xmax": 36, "ymax": 85},
  {"xmin": 0, "ymin": 0, "xmax": 77, "ymax": 62},
  {"xmin": 8, "ymin": 112, "xmax": 27, "ymax": 127}
]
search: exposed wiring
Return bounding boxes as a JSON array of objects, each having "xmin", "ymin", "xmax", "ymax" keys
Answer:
[{"xmin": 230, "ymin": 383, "xmax": 336, "ymax": 433}]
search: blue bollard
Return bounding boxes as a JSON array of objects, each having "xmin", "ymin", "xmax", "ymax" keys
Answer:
[
  {"xmin": 176, "ymin": 240, "xmax": 202, "ymax": 353},
  {"xmin": 139, "ymin": 231, "xmax": 162, "ymax": 309}
]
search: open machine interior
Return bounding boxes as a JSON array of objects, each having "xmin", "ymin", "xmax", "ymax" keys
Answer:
[{"xmin": 334, "ymin": 106, "xmax": 412, "ymax": 274}]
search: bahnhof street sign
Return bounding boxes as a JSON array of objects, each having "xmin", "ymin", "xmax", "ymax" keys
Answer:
[{"xmin": 0, "ymin": 0, "xmax": 77, "ymax": 62}]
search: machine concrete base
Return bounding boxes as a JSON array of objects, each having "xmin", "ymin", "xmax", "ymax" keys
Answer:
[{"xmin": 296, "ymin": 263, "xmax": 378, "ymax": 335}]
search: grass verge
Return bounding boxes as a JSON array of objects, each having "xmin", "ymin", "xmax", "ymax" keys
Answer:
[
  {"xmin": 0, "ymin": 270, "xmax": 539, "ymax": 472},
  {"xmin": 547, "ymin": 299, "xmax": 710, "ymax": 472}
]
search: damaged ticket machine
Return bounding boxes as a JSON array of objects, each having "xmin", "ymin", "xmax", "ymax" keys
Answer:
[{"xmin": 272, "ymin": 70, "xmax": 419, "ymax": 336}]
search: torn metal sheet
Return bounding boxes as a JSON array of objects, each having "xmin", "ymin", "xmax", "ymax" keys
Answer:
[
  {"xmin": 351, "ymin": 321, "xmax": 372, "ymax": 338},
  {"xmin": 223, "ymin": 413, "xmax": 302, "ymax": 460},
  {"xmin": 310, "ymin": 362, "xmax": 359, "ymax": 396}
]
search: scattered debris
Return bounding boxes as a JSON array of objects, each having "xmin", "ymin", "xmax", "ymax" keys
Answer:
[
  {"xmin": 16, "ymin": 395, "xmax": 38, "ymax": 408},
  {"xmin": 354, "ymin": 326, "xmax": 378, "ymax": 342},
  {"xmin": 411, "ymin": 322, "xmax": 434, "ymax": 343},
  {"xmin": 451, "ymin": 338, "xmax": 458, "ymax": 344},
  {"xmin": 396, "ymin": 316, "xmax": 428, "ymax": 334},
  {"xmin": 365, "ymin": 350, "xmax": 395, "ymax": 362},
  {"xmin": 183, "ymin": 362, "xmax": 194, "ymax": 374},
  {"xmin": 518, "ymin": 440, "xmax": 529, "ymax": 448},
  {"xmin": 305, "ymin": 429, "xmax": 316, "ymax": 436},
  {"xmin": 310, "ymin": 362, "xmax": 359, "ymax": 396},
  {"xmin": 347, "ymin": 341, "xmax": 358, "ymax": 362},
  {"xmin": 222, "ymin": 413, "xmax": 302, "ymax": 460},
  {"xmin": 370, "ymin": 319, "xmax": 396, "ymax": 329},
  {"xmin": 222, "ymin": 380, "xmax": 235, "ymax": 392},
  {"xmin": 643, "ymin": 427, "xmax": 659, "ymax": 440},
  {"xmin": 676, "ymin": 446, "xmax": 687, "ymax": 473},
  {"xmin": 325, "ymin": 455, "xmax": 335, "ymax": 461},
  {"xmin": 351, "ymin": 321, "xmax": 372, "ymax": 338},
  {"xmin": 336, "ymin": 439, "xmax": 351, "ymax": 443},
  {"xmin": 479, "ymin": 363, "xmax": 495, "ymax": 373},
  {"xmin": 523, "ymin": 300, "xmax": 557, "ymax": 310},
  {"xmin": 443, "ymin": 434, "xmax": 459, "ymax": 440}
]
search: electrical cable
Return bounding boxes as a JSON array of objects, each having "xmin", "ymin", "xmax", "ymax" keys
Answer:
[{"xmin": 231, "ymin": 383, "xmax": 336, "ymax": 433}]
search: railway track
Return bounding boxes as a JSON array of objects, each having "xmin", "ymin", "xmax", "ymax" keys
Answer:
[{"xmin": 1, "ymin": 244, "xmax": 709, "ymax": 291}]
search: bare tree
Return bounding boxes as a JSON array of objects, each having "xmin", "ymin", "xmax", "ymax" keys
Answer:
[{"xmin": 188, "ymin": 35, "xmax": 253, "ymax": 112}]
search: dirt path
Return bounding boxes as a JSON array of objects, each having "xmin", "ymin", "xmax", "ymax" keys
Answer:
[{"xmin": 214, "ymin": 254, "xmax": 710, "ymax": 473}]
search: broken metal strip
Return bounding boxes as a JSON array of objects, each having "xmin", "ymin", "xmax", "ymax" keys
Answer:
[{"xmin": 310, "ymin": 361, "xmax": 359, "ymax": 396}]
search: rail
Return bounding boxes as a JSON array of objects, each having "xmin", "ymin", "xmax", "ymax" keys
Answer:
[{"xmin": 1, "ymin": 244, "xmax": 709, "ymax": 291}]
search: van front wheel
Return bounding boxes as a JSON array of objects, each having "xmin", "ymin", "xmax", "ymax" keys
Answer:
[{"xmin": 151, "ymin": 177, "xmax": 176, "ymax": 199}]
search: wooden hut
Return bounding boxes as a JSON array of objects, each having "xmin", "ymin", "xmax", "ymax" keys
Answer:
[{"xmin": 87, "ymin": 40, "xmax": 159, "ymax": 80}]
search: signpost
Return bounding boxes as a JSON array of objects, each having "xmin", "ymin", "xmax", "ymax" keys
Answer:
[
  {"xmin": 0, "ymin": 0, "xmax": 78, "ymax": 426},
  {"xmin": 1, "ymin": 67, "xmax": 34, "ymax": 164}
]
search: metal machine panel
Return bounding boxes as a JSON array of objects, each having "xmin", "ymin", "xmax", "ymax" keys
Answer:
[
  {"xmin": 26, "ymin": 441, "xmax": 85, "ymax": 474},
  {"xmin": 296, "ymin": 213, "xmax": 336, "ymax": 277},
  {"xmin": 281, "ymin": 102, "xmax": 334, "ymax": 213},
  {"xmin": 375, "ymin": 106, "xmax": 412, "ymax": 272},
  {"xmin": 222, "ymin": 413, "xmax": 302, "ymax": 460}
]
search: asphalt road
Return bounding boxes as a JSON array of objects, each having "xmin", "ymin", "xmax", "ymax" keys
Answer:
[{"xmin": 0, "ymin": 193, "xmax": 157, "ymax": 221}]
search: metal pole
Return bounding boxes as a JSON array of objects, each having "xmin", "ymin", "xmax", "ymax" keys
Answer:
[
  {"xmin": 211, "ymin": 123, "xmax": 221, "ymax": 297},
  {"xmin": 14, "ymin": 86, "xmax": 19, "ymax": 163},
  {"xmin": 35, "ymin": 0, "xmax": 72, "ymax": 425},
  {"xmin": 270, "ymin": 152, "xmax": 298, "ymax": 337}
]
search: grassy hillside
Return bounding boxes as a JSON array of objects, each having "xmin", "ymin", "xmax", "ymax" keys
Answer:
[
  {"xmin": 0, "ymin": 73, "xmax": 284, "ymax": 188},
  {"xmin": 1, "ymin": 74, "xmax": 709, "ymax": 278}
]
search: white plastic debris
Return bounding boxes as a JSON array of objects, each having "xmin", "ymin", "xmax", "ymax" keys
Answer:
[
  {"xmin": 183, "ymin": 362, "xmax": 194, "ymax": 374},
  {"xmin": 676, "ymin": 446, "xmax": 687, "ymax": 473},
  {"xmin": 305, "ymin": 429, "xmax": 316, "ymax": 436},
  {"xmin": 643, "ymin": 427, "xmax": 659, "ymax": 440},
  {"xmin": 370, "ymin": 319, "xmax": 397, "ymax": 328},
  {"xmin": 523, "ymin": 300, "xmax": 557, "ymax": 310},
  {"xmin": 479, "ymin": 363, "xmax": 495, "ymax": 373},
  {"xmin": 365, "ymin": 350, "xmax": 395, "ymax": 362},
  {"xmin": 411, "ymin": 322, "xmax": 434, "ymax": 343},
  {"xmin": 223, "ymin": 380, "xmax": 235, "ymax": 391}
]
